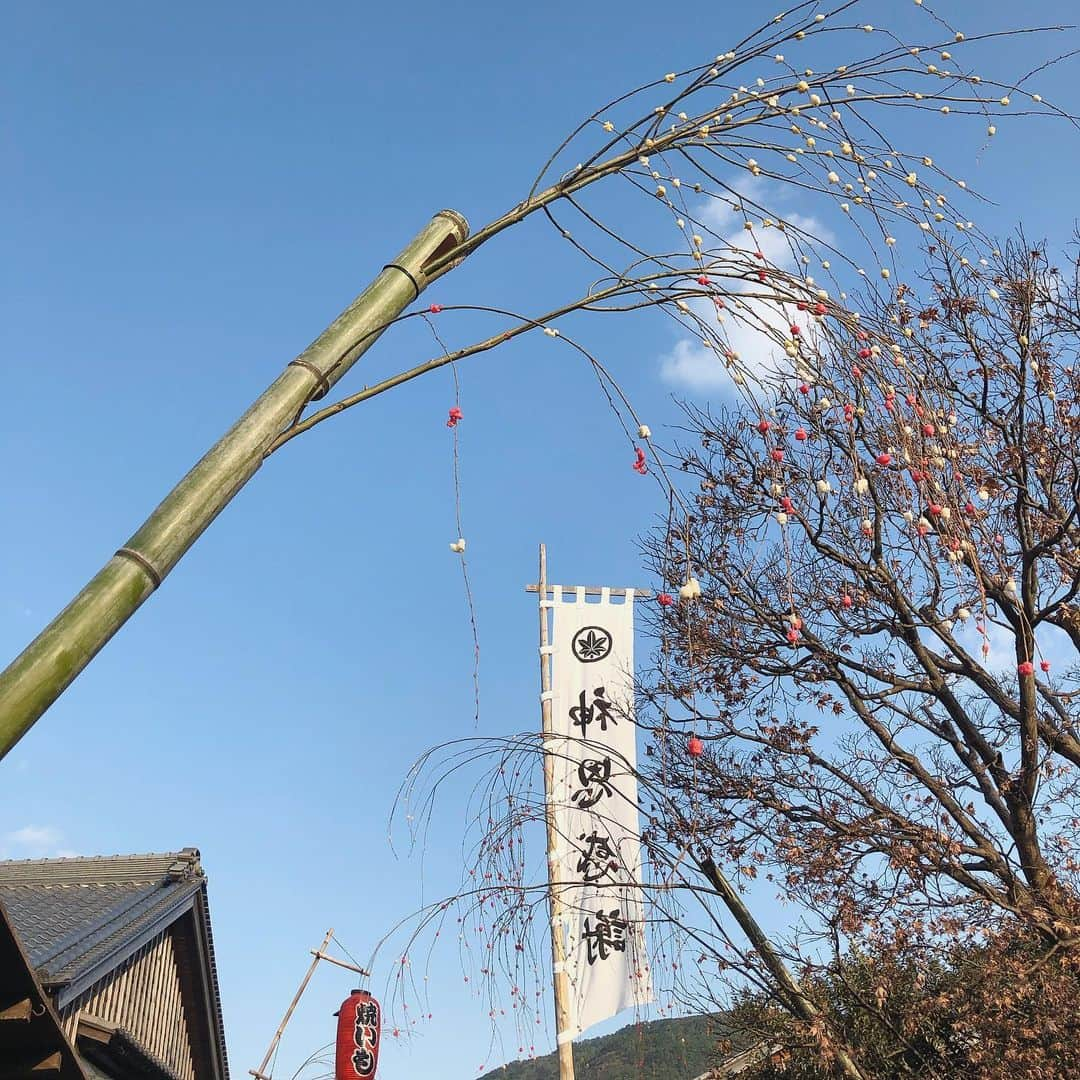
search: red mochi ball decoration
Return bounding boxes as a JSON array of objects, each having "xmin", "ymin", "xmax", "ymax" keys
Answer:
[{"xmin": 687, "ymin": 735, "xmax": 704, "ymax": 758}]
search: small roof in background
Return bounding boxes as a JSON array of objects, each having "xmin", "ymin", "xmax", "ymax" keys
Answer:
[
  {"xmin": 0, "ymin": 848, "xmax": 229, "ymax": 1079},
  {"xmin": 0, "ymin": 851, "xmax": 206, "ymax": 989}
]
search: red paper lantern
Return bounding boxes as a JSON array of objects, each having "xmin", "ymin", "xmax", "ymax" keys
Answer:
[{"xmin": 336, "ymin": 990, "xmax": 381, "ymax": 1080}]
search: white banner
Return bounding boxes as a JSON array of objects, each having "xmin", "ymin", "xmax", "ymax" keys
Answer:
[{"xmin": 548, "ymin": 587, "xmax": 652, "ymax": 1037}]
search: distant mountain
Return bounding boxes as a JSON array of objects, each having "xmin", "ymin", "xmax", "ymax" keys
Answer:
[{"xmin": 480, "ymin": 1014, "xmax": 735, "ymax": 1080}]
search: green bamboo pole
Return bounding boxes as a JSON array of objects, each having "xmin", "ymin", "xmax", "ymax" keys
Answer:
[{"xmin": 0, "ymin": 209, "xmax": 469, "ymax": 761}]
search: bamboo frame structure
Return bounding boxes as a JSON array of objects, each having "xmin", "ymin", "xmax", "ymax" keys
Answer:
[{"xmin": 249, "ymin": 929, "xmax": 335, "ymax": 1080}]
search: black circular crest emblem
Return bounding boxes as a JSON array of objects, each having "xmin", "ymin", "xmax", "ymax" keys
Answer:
[{"xmin": 572, "ymin": 626, "xmax": 613, "ymax": 663}]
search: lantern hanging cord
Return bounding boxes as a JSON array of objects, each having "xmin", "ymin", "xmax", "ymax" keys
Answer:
[{"xmin": 330, "ymin": 934, "xmax": 371, "ymax": 989}]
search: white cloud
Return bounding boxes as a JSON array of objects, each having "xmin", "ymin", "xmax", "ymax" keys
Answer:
[
  {"xmin": 0, "ymin": 825, "xmax": 75, "ymax": 860},
  {"xmin": 658, "ymin": 183, "xmax": 836, "ymax": 397},
  {"xmin": 658, "ymin": 338, "xmax": 738, "ymax": 392},
  {"xmin": 951, "ymin": 619, "xmax": 1073, "ymax": 678}
]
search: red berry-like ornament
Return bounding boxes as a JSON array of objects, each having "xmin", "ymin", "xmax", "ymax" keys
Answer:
[
  {"xmin": 1040, "ymin": 660, "xmax": 1051, "ymax": 673},
  {"xmin": 876, "ymin": 453, "xmax": 892, "ymax": 466},
  {"xmin": 795, "ymin": 428, "xmax": 808, "ymax": 441},
  {"xmin": 429, "ymin": 304, "xmax": 443, "ymax": 314},
  {"xmin": 687, "ymin": 735, "xmax": 704, "ymax": 758},
  {"xmin": 1018, "ymin": 661, "xmax": 1035, "ymax": 677},
  {"xmin": 657, "ymin": 592, "xmax": 674, "ymax": 607},
  {"xmin": 757, "ymin": 419, "xmax": 771, "ymax": 433}
]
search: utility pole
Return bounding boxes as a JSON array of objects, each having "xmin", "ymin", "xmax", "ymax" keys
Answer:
[{"xmin": 0, "ymin": 210, "xmax": 468, "ymax": 761}]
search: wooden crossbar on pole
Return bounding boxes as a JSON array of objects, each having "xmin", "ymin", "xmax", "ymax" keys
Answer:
[
  {"xmin": 525, "ymin": 585, "xmax": 650, "ymax": 598},
  {"xmin": 535, "ymin": 545, "xmax": 576, "ymax": 1080},
  {"xmin": 310, "ymin": 950, "xmax": 370, "ymax": 977}
]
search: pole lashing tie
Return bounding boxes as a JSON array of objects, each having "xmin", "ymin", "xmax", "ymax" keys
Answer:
[{"xmin": 287, "ymin": 358, "xmax": 332, "ymax": 400}]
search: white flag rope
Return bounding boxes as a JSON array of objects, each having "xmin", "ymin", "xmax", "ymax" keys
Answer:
[{"xmin": 547, "ymin": 587, "xmax": 653, "ymax": 1037}]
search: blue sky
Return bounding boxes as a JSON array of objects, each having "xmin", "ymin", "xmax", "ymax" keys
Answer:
[{"xmin": 2, "ymin": 1, "xmax": 1078, "ymax": 1077}]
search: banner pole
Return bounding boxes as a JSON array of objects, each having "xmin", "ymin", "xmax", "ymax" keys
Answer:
[{"xmin": 537, "ymin": 544, "xmax": 576, "ymax": 1080}]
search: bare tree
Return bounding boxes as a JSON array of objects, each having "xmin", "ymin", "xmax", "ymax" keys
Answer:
[{"xmin": 638, "ymin": 234, "xmax": 1080, "ymax": 1076}]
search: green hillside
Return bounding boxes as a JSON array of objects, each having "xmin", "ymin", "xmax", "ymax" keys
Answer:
[{"xmin": 481, "ymin": 1014, "xmax": 733, "ymax": 1080}]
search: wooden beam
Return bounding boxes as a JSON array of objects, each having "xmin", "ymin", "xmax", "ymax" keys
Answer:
[
  {"xmin": 309, "ymin": 951, "xmax": 370, "ymax": 977},
  {"xmin": 0, "ymin": 997, "xmax": 33, "ymax": 1022},
  {"xmin": 0, "ymin": 1051, "xmax": 62, "ymax": 1077},
  {"xmin": 524, "ymin": 585, "xmax": 650, "ymax": 597}
]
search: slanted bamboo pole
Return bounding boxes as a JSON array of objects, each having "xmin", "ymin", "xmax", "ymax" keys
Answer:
[
  {"xmin": 0, "ymin": 210, "xmax": 468, "ymax": 761},
  {"xmin": 536, "ymin": 545, "xmax": 576, "ymax": 1080},
  {"xmin": 250, "ymin": 929, "xmax": 335, "ymax": 1080}
]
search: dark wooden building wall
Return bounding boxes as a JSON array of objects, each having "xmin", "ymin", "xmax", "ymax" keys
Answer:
[{"xmin": 58, "ymin": 926, "xmax": 197, "ymax": 1080}]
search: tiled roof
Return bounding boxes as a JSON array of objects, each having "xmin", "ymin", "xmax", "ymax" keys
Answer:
[{"xmin": 0, "ymin": 850, "xmax": 204, "ymax": 988}]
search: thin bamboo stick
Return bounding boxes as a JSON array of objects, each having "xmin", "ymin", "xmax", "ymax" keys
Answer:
[
  {"xmin": 249, "ymin": 929, "xmax": 334, "ymax": 1080},
  {"xmin": 525, "ymin": 585, "xmax": 650, "ymax": 598},
  {"xmin": 309, "ymin": 951, "xmax": 370, "ymax": 977}
]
